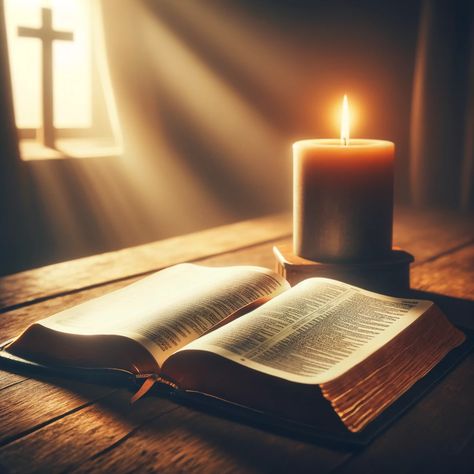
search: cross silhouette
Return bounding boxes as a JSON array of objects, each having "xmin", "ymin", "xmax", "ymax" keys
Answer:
[{"xmin": 18, "ymin": 7, "xmax": 74, "ymax": 148}]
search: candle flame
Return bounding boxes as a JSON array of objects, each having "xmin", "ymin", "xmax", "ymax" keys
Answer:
[{"xmin": 340, "ymin": 94, "xmax": 350, "ymax": 146}]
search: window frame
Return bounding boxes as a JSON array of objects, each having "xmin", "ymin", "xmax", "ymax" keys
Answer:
[{"xmin": 4, "ymin": 0, "xmax": 121, "ymax": 162}]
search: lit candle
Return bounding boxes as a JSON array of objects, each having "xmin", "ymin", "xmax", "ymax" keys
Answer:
[{"xmin": 293, "ymin": 95, "xmax": 394, "ymax": 262}]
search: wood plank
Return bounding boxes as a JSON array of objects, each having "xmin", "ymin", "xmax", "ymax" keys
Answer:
[
  {"xmin": 71, "ymin": 405, "xmax": 351, "ymax": 474},
  {"xmin": 0, "ymin": 214, "xmax": 470, "ymax": 366},
  {"xmin": 0, "ymin": 238, "xmax": 289, "ymax": 350},
  {"xmin": 0, "ymin": 238, "xmax": 295, "ymax": 468},
  {"xmin": 411, "ymin": 243, "xmax": 474, "ymax": 301},
  {"xmin": 0, "ymin": 279, "xmax": 138, "ymax": 343},
  {"xmin": 0, "ymin": 377, "xmax": 114, "ymax": 447},
  {"xmin": 0, "ymin": 213, "xmax": 291, "ymax": 311},
  {"xmin": 6, "ymin": 229, "xmax": 465, "ymax": 472},
  {"xmin": 0, "ymin": 216, "xmax": 471, "ymax": 408},
  {"xmin": 0, "ymin": 235, "xmax": 343, "ymax": 472},
  {"xmin": 170, "ymin": 209, "xmax": 474, "ymax": 273},
  {"xmin": 0, "ymin": 210, "xmax": 471, "ymax": 473},
  {"xmin": 392, "ymin": 208, "xmax": 474, "ymax": 264},
  {"xmin": 332, "ymin": 355, "xmax": 474, "ymax": 474},
  {"xmin": 0, "ymin": 244, "xmax": 288, "ymax": 348},
  {"xmin": 2, "ymin": 238, "xmax": 472, "ymax": 343},
  {"xmin": 0, "ymin": 371, "xmax": 26, "ymax": 391},
  {"xmin": 2, "ymin": 208, "xmax": 473, "ymax": 313},
  {"xmin": 410, "ymin": 243, "xmax": 474, "ymax": 331},
  {"xmin": 2, "ymin": 232, "xmax": 469, "ymax": 352},
  {"xmin": 0, "ymin": 391, "xmax": 179, "ymax": 473}
]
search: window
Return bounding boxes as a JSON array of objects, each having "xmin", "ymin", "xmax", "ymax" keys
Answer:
[{"xmin": 4, "ymin": 0, "xmax": 121, "ymax": 160}]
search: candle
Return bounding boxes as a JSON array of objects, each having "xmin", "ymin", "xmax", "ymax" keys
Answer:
[{"xmin": 293, "ymin": 96, "xmax": 394, "ymax": 262}]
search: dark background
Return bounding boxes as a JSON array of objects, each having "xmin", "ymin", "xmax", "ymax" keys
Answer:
[{"xmin": 0, "ymin": 0, "xmax": 472, "ymax": 276}]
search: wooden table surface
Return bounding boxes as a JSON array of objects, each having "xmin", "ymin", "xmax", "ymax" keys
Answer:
[{"xmin": 0, "ymin": 208, "xmax": 473, "ymax": 474}]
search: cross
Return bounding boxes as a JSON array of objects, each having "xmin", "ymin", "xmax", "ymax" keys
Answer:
[{"xmin": 18, "ymin": 7, "xmax": 74, "ymax": 148}]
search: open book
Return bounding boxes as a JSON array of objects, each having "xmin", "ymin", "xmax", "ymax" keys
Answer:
[{"xmin": 1, "ymin": 264, "xmax": 467, "ymax": 440}]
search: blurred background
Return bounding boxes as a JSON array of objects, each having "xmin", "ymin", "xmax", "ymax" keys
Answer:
[{"xmin": 0, "ymin": 0, "xmax": 473, "ymax": 276}]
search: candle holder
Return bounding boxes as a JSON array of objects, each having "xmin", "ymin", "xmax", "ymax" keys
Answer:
[
  {"xmin": 282, "ymin": 96, "xmax": 414, "ymax": 294},
  {"xmin": 273, "ymin": 243, "xmax": 414, "ymax": 295}
]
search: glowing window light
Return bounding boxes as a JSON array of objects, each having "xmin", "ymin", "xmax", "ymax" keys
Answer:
[{"xmin": 5, "ymin": 0, "xmax": 92, "ymax": 130}]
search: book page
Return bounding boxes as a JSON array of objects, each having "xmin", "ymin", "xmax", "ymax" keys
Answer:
[
  {"xmin": 38, "ymin": 264, "xmax": 289, "ymax": 366},
  {"xmin": 181, "ymin": 278, "xmax": 433, "ymax": 384}
]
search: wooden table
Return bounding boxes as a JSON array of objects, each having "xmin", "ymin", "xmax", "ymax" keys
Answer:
[{"xmin": 0, "ymin": 208, "xmax": 473, "ymax": 473}]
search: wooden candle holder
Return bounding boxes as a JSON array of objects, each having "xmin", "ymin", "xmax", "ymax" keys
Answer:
[{"xmin": 273, "ymin": 244, "xmax": 414, "ymax": 295}]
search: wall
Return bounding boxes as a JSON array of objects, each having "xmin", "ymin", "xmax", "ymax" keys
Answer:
[{"xmin": 0, "ymin": 0, "xmax": 422, "ymax": 275}]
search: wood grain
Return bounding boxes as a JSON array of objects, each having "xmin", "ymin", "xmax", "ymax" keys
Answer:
[
  {"xmin": 0, "ymin": 377, "xmax": 114, "ymax": 447},
  {"xmin": 392, "ymin": 208, "xmax": 474, "ymax": 264},
  {"xmin": 411, "ymin": 244, "xmax": 474, "ymax": 300},
  {"xmin": 1, "ymin": 229, "xmax": 470, "ymax": 363},
  {"xmin": 2, "ymin": 207, "xmax": 473, "ymax": 312},
  {"xmin": 198, "ymin": 211, "xmax": 474, "ymax": 274},
  {"xmin": 0, "ymin": 371, "xmax": 25, "ymax": 391},
  {"xmin": 0, "ymin": 209, "xmax": 472, "ymax": 474},
  {"xmin": 0, "ymin": 278, "xmax": 138, "ymax": 342},
  {"xmin": 0, "ymin": 391, "xmax": 179, "ymax": 474},
  {"xmin": 0, "ymin": 213, "xmax": 291, "ymax": 311},
  {"xmin": 71, "ymin": 405, "xmax": 350, "ymax": 474}
]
